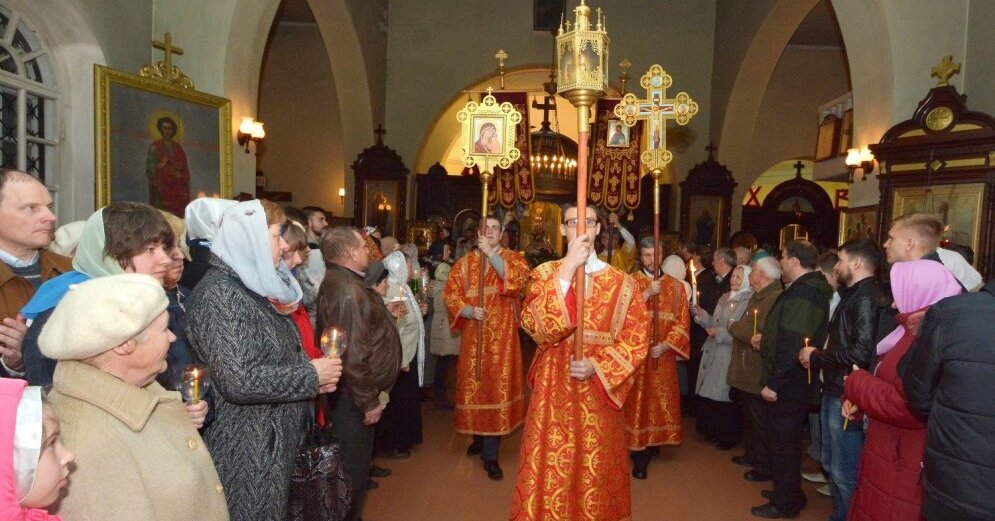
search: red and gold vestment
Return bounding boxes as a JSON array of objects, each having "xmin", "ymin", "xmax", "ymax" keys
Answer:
[
  {"xmin": 511, "ymin": 261, "xmax": 649, "ymax": 521},
  {"xmin": 624, "ymin": 272, "xmax": 690, "ymax": 449},
  {"xmin": 444, "ymin": 248, "xmax": 529, "ymax": 435}
]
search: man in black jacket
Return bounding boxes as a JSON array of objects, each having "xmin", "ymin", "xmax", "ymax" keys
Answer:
[
  {"xmin": 901, "ymin": 280, "xmax": 995, "ymax": 521},
  {"xmin": 800, "ymin": 239, "xmax": 887, "ymax": 521},
  {"xmin": 752, "ymin": 241, "xmax": 832, "ymax": 519}
]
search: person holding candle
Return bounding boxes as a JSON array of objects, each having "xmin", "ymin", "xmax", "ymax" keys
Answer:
[
  {"xmin": 380, "ymin": 250, "xmax": 426, "ymax": 460},
  {"xmin": 693, "ymin": 264, "xmax": 754, "ymax": 451},
  {"xmin": 444, "ymin": 215, "xmax": 529, "ymax": 480},
  {"xmin": 624, "ymin": 242, "xmax": 691, "ymax": 480},
  {"xmin": 799, "ymin": 239, "xmax": 888, "ymax": 521},
  {"xmin": 186, "ymin": 200, "xmax": 341, "ymax": 521},
  {"xmin": 510, "ymin": 204, "xmax": 649, "ymax": 521},
  {"xmin": 728, "ymin": 256, "xmax": 782, "ymax": 482},
  {"xmin": 840, "ymin": 261, "xmax": 960, "ymax": 521},
  {"xmin": 318, "ymin": 227, "xmax": 401, "ymax": 521},
  {"xmin": 751, "ymin": 241, "xmax": 831, "ymax": 519},
  {"xmin": 687, "ymin": 247, "xmax": 733, "ymax": 419},
  {"xmin": 40, "ymin": 274, "xmax": 229, "ymax": 520}
]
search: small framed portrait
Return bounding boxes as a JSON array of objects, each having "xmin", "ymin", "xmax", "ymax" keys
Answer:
[
  {"xmin": 471, "ymin": 116, "xmax": 505, "ymax": 156},
  {"xmin": 815, "ymin": 114, "xmax": 841, "ymax": 161},
  {"xmin": 606, "ymin": 120, "xmax": 630, "ymax": 148}
]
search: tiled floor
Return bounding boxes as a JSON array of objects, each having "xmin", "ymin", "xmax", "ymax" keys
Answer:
[{"xmin": 362, "ymin": 403, "xmax": 833, "ymax": 521}]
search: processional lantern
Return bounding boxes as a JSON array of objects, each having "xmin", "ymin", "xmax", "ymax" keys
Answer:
[{"xmin": 556, "ymin": 0, "xmax": 609, "ymax": 361}]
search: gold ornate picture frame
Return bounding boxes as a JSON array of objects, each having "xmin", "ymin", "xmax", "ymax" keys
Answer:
[
  {"xmin": 94, "ymin": 65, "xmax": 232, "ymax": 213},
  {"xmin": 457, "ymin": 89, "xmax": 521, "ymax": 172},
  {"xmin": 892, "ymin": 183, "xmax": 983, "ymax": 258}
]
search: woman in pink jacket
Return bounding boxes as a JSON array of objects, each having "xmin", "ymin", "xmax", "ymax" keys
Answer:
[{"xmin": 843, "ymin": 261, "xmax": 960, "ymax": 521}]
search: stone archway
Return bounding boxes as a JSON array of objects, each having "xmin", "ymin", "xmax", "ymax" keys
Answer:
[{"xmin": 717, "ymin": 0, "xmax": 894, "ymax": 230}]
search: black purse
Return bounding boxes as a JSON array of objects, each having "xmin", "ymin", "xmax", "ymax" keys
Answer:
[{"xmin": 287, "ymin": 400, "xmax": 352, "ymax": 521}]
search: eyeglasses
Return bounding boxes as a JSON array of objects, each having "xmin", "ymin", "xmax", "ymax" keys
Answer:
[{"xmin": 563, "ymin": 218, "xmax": 598, "ymax": 228}]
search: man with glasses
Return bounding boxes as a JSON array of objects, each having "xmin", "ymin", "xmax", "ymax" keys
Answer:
[
  {"xmin": 444, "ymin": 215, "xmax": 529, "ymax": 480},
  {"xmin": 511, "ymin": 205, "xmax": 649, "ymax": 521}
]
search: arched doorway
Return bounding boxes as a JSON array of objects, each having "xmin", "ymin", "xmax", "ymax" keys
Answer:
[{"xmin": 741, "ymin": 160, "xmax": 841, "ymax": 250}]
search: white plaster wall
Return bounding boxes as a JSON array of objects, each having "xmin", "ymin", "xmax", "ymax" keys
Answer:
[
  {"xmin": 257, "ymin": 23, "xmax": 345, "ymax": 216},
  {"xmin": 743, "ymin": 47, "xmax": 851, "ymax": 195}
]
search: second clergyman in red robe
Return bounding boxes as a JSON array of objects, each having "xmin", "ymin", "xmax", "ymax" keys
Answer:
[
  {"xmin": 625, "ymin": 241, "xmax": 691, "ymax": 479},
  {"xmin": 444, "ymin": 215, "xmax": 529, "ymax": 480}
]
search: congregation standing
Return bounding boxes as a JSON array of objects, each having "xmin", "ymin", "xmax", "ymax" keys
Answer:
[{"xmin": 1, "ymin": 165, "xmax": 994, "ymax": 521}]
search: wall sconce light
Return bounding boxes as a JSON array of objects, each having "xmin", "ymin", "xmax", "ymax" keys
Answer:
[
  {"xmin": 236, "ymin": 117, "xmax": 266, "ymax": 154},
  {"xmin": 338, "ymin": 187, "xmax": 346, "ymax": 205},
  {"xmin": 845, "ymin": 146, "xmax": 875, "ymax": 182}
]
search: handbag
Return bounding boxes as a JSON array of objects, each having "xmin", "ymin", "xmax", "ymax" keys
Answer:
[{"xmin": 287, "ymin": 400, "xmax": 352, "ymax": 521}]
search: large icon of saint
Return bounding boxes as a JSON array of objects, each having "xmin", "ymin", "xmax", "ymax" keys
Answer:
[{"xmin": 146, "ymin": 115, "xmax": 190, "ymax": 215}]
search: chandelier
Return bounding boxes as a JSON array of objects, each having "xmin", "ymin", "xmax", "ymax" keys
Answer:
[{"xmin": 529, "ymin": 65, "xmax": 579, "ymax": 195}]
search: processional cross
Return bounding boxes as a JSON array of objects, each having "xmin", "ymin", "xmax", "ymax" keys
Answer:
[
  {"xmin": 613, "ymin": 65, "xmax": 698, "ymax": 367},
  {"xmin": 614, "ymin": 64, "xmax": 698, "ymax": 172}
]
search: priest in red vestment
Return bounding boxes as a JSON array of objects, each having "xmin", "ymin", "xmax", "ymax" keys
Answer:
[
  {"xmin": 511, "ymin": 205, "xmax": 649, "ymax": 521},
  {"xmin": 444, "ymin": 215, "xmax": 529, "ymax": 480},
  {"xmin": 624, "ymin": 238, "xmax": 691, "ymax": 480}
]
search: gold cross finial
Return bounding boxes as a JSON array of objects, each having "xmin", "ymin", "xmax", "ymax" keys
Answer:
[
  {"xmin": 486, "ymin": 86, "xmax": 494, "ymax": 98},
  {"xmin": 152, "ymin": 32, "xmax": 184, "ymax": 72},
  {"xmin": 931, "ymin": 56, "xmax": 961, "ymax": 86},
  {"xmin": 495, "ymin": 49, "xmax": 508, "ymax": 89}
]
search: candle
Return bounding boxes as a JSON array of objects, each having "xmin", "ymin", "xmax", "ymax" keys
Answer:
[
  {"xmin": 804, "ymin": 337, "xmax": 811, "ymax": 384},
  {"xmin": 320, "ymin": 327, "xmax": 346, "ymax": 358},
  {"xmin": 192, "ymin": 368, "xmax": 200, "ymax": 405},
  {"xmin": 752, "ymin": 308, "xmax": 758, "ymax": 336},
  {"xmin": 843, "ymin": 418, "xmax": 849, "ymax": 431},
  {"xmin": 689, "ymin": 260, "xmax": 698, "ymax": 306}
]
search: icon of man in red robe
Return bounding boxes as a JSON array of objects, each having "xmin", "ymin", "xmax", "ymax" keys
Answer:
[{"xmin": 146, "ymin": 116, "xmax": 190, "ymax": 215}]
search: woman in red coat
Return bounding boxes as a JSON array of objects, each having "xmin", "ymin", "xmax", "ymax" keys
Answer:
[{"xmin": 842, "ymin": 260, "xmax": 961, "ymax": 521}]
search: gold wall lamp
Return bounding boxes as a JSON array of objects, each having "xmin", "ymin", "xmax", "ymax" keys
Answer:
[
  {"xmin": 237, "ymin": 116, "xmax": 266, "ymax": 154},
  {"xmin": 845, "ymin": 146, "xmax": 875, "ymax": 182}
]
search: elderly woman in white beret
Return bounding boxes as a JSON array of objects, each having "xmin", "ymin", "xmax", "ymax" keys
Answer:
[{"xmin": 40, "ymin": 274, "xmax": 229, "ymax": 521}]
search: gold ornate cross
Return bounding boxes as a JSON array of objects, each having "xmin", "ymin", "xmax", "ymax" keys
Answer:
[
  {"xmin": 152, "ymin": 32, "xmax": 184, "ymax": 73},
  {"xmin": 613, "ymin": 64, "xmax": 698, "ymax": 172},
  {"xmin": 931, "ymin": 55, "xmax": 960, "ymax": 87}
]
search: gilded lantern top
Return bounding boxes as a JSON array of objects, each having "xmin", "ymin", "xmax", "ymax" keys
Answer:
[{"xmin": 556, "ymin": 0, "xmax": 610, "ymax": 96}]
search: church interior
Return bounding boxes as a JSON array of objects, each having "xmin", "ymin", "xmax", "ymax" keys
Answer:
[{"xmin": 13, "ymin": 0, "xmax": 995, "ymax": 519}]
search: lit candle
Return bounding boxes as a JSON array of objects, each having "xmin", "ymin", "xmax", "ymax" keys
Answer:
[
  {"xmin": 752, "ymin": 308, "xmax": 758, "ymax": 336},
  {"xmin": 804, "ymin": 337, "xmax": 812, "ymax": 384},
  {"xmin": 192, "ymin": 368, "xmax": 200, "ymax": 405},
  {"xmin": 843, "ymin": 417, "xmax": 849, "ymax": 431},
  {"xmin": 689, "ymin": 260, "xmax": 698, "ymax": 306}
]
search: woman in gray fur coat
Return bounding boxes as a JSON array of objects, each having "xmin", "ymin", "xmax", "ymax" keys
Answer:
[{"xmin": 186, "ymin": 200, "xmax": 342, "ymax": 521}]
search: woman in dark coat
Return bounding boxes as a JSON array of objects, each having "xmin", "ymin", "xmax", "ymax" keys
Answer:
[
  {"xmin": 186, "ymin": 199, "xmax": 342, "ymax": 521},
  {"xmin": 842, "ymin": 261, "xmax": 960, "ymax": 521}
]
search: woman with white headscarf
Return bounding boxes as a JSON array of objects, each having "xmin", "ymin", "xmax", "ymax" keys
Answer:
[
  {"xmin": 380, "ymin": 250, "xmax": 425, "ymax": 458},
  {"xmin": 180, "ymin": 197, "xmax": 237, "ymax": 289},
  {"xmin": 663, "ymin": 254, "xmax": 693, "ymax": 302},
  {"xmin": 692, "ymin": 264, "xmax": 754, "ymax": 450},
  {"xmin": 186, "ymin": 199, "xmax": 342, "ymax": 521}
]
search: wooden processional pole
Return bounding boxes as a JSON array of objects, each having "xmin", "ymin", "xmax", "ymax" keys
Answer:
[
  {"xmin": 573, "ymin": 107, "xmax": 592, "ymax": 361},
  {"xmin": 476, "ymin": 166, "xmax": 491, "ymax": 380}
]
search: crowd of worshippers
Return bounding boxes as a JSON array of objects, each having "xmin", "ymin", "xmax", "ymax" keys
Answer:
[{"xmin": 1, "ymin": 167, "xmax": 993, "ymax": 521}]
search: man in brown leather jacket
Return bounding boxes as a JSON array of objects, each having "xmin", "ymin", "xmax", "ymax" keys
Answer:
[
  {"xmin": 0, "ymin": 170, "xmax": 72, "ymax": 377},
  {"xmin": 318, "ymin": 226, "xmax": 401, "ymax": 521}
]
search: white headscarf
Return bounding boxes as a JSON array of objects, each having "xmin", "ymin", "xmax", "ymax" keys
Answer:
[
  {"xmin": 211, "ymin": 200, "xmax": 302, "ymax": 309},
  {"xmin": 12, "ymin": 385, "xmax": 41, "ymax": 501},
  {"xmin": 662, "ymin": 254, "xmax": 693, "ymax": 301},
  {"xmin": 49, "ymin": 221, "xmax": 85, "ymax": 257},
  {"xmin": 185, "ymin": 198, "xmax": 237, "ymax": 244},
  {"xmin": 72, "ymin": 208, "xmax": 127, "ymax": 278},
  {"xmin": 383, "ymin": 251, "xmax": 425, "ymax": 386},
  {"xmin": 728, "ymin": 264, "xmax": 754, "ymax": 303}
]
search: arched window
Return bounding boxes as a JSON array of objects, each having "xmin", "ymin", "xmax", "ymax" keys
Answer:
[{"xmin": 0, "ymin": 4, "xmax": 56, "ymax": 186}]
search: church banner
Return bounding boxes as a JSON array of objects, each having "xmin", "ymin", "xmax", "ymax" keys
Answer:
[
  {"xmin": 591, "ymin": 98, "xmax": 643, "ymax": 213},
  {"xmin": 492, "ymin": 91, "xmax": 535, "ymax": 207}
]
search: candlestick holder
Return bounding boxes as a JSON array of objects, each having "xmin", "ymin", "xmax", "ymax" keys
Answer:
[
  {"xmin": 181, "ymin": 364, "xmax": 210, "ymax": 404},
  {"xmin": 320, "ymin": 327, "xmax": 348, "ymax": 358}
]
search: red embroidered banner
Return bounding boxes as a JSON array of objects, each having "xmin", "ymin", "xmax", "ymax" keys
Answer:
[
  {"xmin": 492, "ymin": 91, "xmax": 535, "ymax": 207},
  {"xmin": 591, "ymin": 98, "xmax": 643, "ymax": 212}
]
